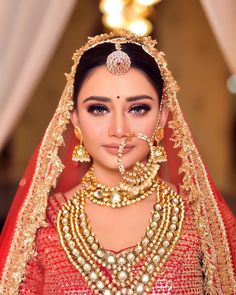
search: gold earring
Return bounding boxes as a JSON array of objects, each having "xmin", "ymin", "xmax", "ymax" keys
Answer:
[
  {"xmin": 72, "ymin": 127, "xmax": 91, "ymax": 162},
  {"xmin": 153, "ymin": 127, "xmax": 167, "ymax": 163}
]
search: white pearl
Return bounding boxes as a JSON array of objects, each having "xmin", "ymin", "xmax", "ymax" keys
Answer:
[
  {"xmin": 154, "ymin": 203, "xmax": 162, "ymax": 211},
  {"xmin": 147, "ymin": 229, "xmax": 154, "ymax": 238},
  {"xmin": 79, "ymin": 213, "xmax": 86, "ymax": 219},
  {"xmin": 97, "ymin": 249, "xmax": 105, "ymax": 258},
  {"xmin": 97, "ymin": 281, "xmax": 104, "ymax": 290},
  {"xmin": 163, "ymin": 240, "xmax": 170, "ymax": 247},
  {"xmin": 166, "ymin": 232, "xmax": 174, "ymax": 240},
  {"xmin": 173, "ymin": 207, "xmax": 179, "ymax": 214},
  {"xmin": 72, "ymin": 248, "xmax": 79, "ymax": 257},
  {"xmin": 153, "ymin": 255, "xmax": 160, "ymax": 264},
  {"xmin": 170, "ymin": 224, "xmax": 177, "ymax": 231},
  {"xmin": 118, "ymin": 256, "xmax": 126, "ymax": 266},
  {"xmin": 91, "ymin": 243, "xmax": 98, "ymax": 251},
  {"xmin": 90, "ymin": 272, "xmax": 97, "ymax": 281},
  {"xmin": 68, "ymin": 240, "xmax": 75, "ymax": 248},
  {"xmin": 158, "ymin": 247, "xmax": 165, "ymax": 256},
  {"xmin": 172, "ymin": 216, "xmax": 178, "ymax": 223},
  {"xmin": 151, "ymin": 221, "xmax": 158, "ymax": 229},
  {"xmin": 107, "ymin": 255, "xmax": 115, "ymax": 264},
  {"xmin": 83, "ymin": 229, "xmax": 90, "ymax": 237},
  {"xmin": 64, "ymin": 233, "xmax": 71, "ymax": 241},
  {"xmin": 153, "ymin": 213, "xmax": 161, "ymax": 221},
  {"xmin": 62, "ymin": 218, "xmax": 68, "ymax": 225},
  {"xmin": 142, "ymin": 274, "xmax": 149, "ymax": 284},
  {"xmin": 127, "ymin": 253, "xmax": 135, "ymax": 262},
  {"xmin": 83, "ymin": 263, "xmax": 91, "ymax": 272},
  {"xmin": 172, "ymin": 198, "xmax": 179, "ymax": 205},
  {"xmin": 77, "ymin": 256, "xmax": 85, "ymax": 265},
  {"xmin": 118, "ymin": 271, "xmax": 128, "ymax": 281},
  {"xmin": 147, "ymin": 264, "xmax": 154, "ymax": 273},
  {"xmin": 103, "ymin": 290, "xmax": 112, "ymax": 295},
  {"xmin": 136, "ymin": 283, "xmax": 144, "ymax": 293},
  {"xmin": 87, "ymin": 236, "xmax": 94, "ymax": 244},
  {"xmin": 135, "ymin": 245, "xmax": 142, "ymax": 253},
  {"xmin": 63, "ymin": 210, "xmax": 68, "ymax": 216},
  {"xmin": 142, "ymin": 237, "xmax": 149, "ymax": 246}
]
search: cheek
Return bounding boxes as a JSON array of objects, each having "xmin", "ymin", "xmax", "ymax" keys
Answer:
[
  {"xmin": 78, "ymin": 112, "xmax": 107, "ymax": 145},
  {"xmin": 130, "ymin": 112, "xmax": 158, "ymax": 137}
]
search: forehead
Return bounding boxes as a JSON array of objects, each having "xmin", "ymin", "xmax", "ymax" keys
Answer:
[{"xmin": 77, "ymin": 65, "xmax": 158, "ymax": 99}]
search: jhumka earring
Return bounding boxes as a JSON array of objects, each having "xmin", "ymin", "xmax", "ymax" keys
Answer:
[
  {"xmin": 72, "ymin": 127, "xmax": 91, "ymax": 162},
  {"xmin": 151, "ymin": 100, "xmax": 167, "ymax": 163}
]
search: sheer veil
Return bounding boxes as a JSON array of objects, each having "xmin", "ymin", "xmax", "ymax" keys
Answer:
[{"xmin": 0, "ymin": 30, "xmax": 235, "ymax": 294}]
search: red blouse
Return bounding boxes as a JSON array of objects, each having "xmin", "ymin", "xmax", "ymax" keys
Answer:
[{"xmin": 19, "ymin": 194, "xmax": 204, "ymax": 294}]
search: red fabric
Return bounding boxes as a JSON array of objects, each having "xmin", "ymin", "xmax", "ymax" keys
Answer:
[{"xmin": 0, "ymin": 142, "xmax": 40, "ymax": 273}]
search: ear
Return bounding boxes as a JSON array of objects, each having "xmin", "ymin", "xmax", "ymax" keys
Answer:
[
  {"xmin": 71, "ymin": 109, "xmax": 80, "ymax": 128},
  {"xmin": 159, "ymin": 104, "xmax": 169, "ymax": 128}
]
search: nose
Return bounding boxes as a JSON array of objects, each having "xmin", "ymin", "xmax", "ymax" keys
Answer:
[{"xmin": 108, "ymin": 111, "xmax": 130, "ymax": 138}]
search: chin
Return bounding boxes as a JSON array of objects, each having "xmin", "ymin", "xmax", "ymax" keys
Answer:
[{"xmin": 94, "ymin": 153, "xmax": 147, "ymax": 172}]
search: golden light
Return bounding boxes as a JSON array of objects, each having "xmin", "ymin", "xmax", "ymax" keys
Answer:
[
  {"xmin": 102, "ymin": 14, "xmax": 125, "ymax": 29},
  {"xmin": 128, "ymin": 18, "xmax": 153, "ymax": 35},
  {"xmin": 99, "ymin": 0, "xmax": 125, "ymax": 15},
  {"xmin": 99, "ymin": 0, "xmax": 162, "ymax": 36},
  {"xmin": 136, "ymin": 0, "xmax": 162, "ymax": 6}
]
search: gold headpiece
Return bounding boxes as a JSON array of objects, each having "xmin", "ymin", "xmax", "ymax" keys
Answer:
[{"xmin": 106, "ymin": 42, "xmax": 131, "ymax": 75}]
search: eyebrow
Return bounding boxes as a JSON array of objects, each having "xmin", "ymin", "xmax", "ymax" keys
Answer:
[{"xmin": 82, "ymin": 95, "xmax": 154, "ymax": 103}]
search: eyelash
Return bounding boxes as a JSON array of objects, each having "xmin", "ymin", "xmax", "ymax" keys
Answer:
[{"xmin": 87, "ymin": 104, "xmax": 151, "ymax": 116}]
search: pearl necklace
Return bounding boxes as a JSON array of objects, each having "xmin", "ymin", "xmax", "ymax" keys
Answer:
[{"xmin": 57, "ymin": 180, "xmax": 185, "ymax": 294}]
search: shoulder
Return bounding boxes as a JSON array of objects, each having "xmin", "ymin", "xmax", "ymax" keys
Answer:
[{"xmin": 49, "ymin": 183, "xmax": 83, "ymax": 208}]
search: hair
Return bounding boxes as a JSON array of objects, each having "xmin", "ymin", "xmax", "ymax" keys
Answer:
[{"xmin": 73, "ymin": 43, "xmax": 163, "ymax": 109}]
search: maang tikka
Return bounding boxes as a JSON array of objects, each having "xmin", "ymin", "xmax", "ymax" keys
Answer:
[
  {"xmin": 72, "ymin": 127, "xmax": 91, "ymax": 162},
  {"xmin": 106, "ymin": 42, "xmax": 131, "ymax": 75}
]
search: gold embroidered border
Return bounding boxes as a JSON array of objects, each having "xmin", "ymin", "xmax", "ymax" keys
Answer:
[
  {"xmin": 0, "ymin": 30, "xmax": 235, "ymax": 294},
  {"xmin": 0, "ymin": 84, "xmax": 73, "ymax": 294}
]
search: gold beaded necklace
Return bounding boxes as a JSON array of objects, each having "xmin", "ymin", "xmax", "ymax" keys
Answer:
[{"xmin": 57, "ymin": 180, "xmax": 185, "ymax": 294}]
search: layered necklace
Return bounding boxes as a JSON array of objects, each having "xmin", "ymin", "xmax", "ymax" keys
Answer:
[{"xmin": 57, "ymin": 172, "xmax": 185, "ymax": 294}]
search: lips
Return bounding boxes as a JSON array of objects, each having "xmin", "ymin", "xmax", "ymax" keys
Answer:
[{"xmin": 103, "ymin": 144, "xmax": 134, "ymax": 155}]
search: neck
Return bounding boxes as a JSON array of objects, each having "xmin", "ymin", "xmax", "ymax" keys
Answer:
[{"xmin": 92, "ymin": 163, "xmax": 124, "ymax": 187}]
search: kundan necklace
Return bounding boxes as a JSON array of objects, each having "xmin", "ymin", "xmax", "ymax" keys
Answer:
[
  {"xmin": 57, "ymin": 178, "xmax": 185, "ymax": 294},
  {"xmin": 81, "ymin": 166, "xmax": 158, "ymax": 208}
]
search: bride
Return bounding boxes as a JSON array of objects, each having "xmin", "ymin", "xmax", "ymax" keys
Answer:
[{"xmin": 0, "ymin": 30, "xmax": 235, "ymax": 294}]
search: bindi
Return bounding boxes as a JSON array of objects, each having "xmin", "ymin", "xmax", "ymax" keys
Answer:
[{"xmin": 116, "ymin": 96, "xmax": 120, "ymax": 99}]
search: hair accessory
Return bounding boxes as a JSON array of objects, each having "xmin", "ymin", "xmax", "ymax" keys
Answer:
[
  {"xmin": 72, "ymin": 127, "xmax": 91, "ymax": 162},
  {"xmin": 106, "ymin": 42, "xmax": 131, "ymax": 75}
]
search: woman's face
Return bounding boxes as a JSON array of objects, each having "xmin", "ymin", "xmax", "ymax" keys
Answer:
[{"xmin": 72, "ymin": 65, "xmax": 164, "ymax": 171}]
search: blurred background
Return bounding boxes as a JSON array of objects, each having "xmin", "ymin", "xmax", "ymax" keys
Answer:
[{"xmin": 0, "ymin": 0, "xmax": 236, "ymax": 232}]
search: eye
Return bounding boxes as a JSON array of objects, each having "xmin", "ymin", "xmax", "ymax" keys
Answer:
[
  {"xmin": 87, "ymin": 104, "xmax": 109, "ymax": 116},
  {"xmin": 129, "ymin": 104, "xmax": 151, "ymax": 116}
]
